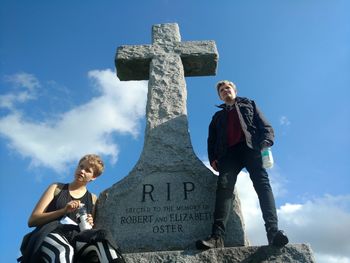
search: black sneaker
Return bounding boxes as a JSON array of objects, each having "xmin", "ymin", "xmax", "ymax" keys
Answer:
[
  {"xmin": 196, "ymin": 235, "xmax": 224, "ymax": 249},
  {"xmin": 268, "ymin": 230, "xmax": 289, "ymax": 247}
]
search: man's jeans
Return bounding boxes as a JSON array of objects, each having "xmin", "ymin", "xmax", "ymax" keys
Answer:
[{"xmin": 212, "ymin": 142, "xmax": 278, "ymax": 238}]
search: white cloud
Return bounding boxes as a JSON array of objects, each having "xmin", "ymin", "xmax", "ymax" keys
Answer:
[
  {"xmin": 316, "ymin": 254, "xmax": 350, "ymax": 263},
  {"xmin": 4, "ymin": 72, "xmax": 40, "ymax": 90},
  {"xmin": 202, "ymin": 159, "xmax": 350, "ymax": 263},
  {"xmin": 279, "ymin": 115, "xmax": 291, "ymax": 126},
  {"xmin": 238, "ymin": 175, "xmax": 350, "ymax": 263},
  {"xmin": 278, "ymin": 195, "xmax": 350, "ymax": 262},
  {"xmin": 0, "ymin": 72, "xmax": 39, "ymax": 109},
  {"xmin": 0, "ymin": 69, "xmax": 148, "ymax": 172}
]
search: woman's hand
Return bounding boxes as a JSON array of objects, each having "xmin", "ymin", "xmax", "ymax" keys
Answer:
[
  {"xmin": 87, "ymin": 214, "xmax": 94, "ymax": 228},
  {"xmin": 65, "ymin": 200, "xmax": 81, "ymax": 214}
]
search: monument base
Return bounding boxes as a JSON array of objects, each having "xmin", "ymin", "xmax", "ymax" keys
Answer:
[{"xmin": 123, "ymin": 244, "xmax": 316, "ymax": 263}]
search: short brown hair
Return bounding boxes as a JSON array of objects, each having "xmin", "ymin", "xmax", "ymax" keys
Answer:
[
  {"xmin": 78, "ymin": 154, "xmax": 104, "ymax": 177},
  {"xmin": 216, "ymin": 80, "xmax": 237, "ymax": 94}
]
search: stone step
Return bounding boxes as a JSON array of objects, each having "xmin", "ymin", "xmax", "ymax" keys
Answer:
[{"xmin": 122, "ymin": 244, "xmax": 316, "ymax": 263}]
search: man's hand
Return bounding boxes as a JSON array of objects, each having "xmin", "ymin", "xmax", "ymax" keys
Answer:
[
  {"xmin": 211, "ymin": 160, "xmax": 218, "ymax": 171},
  {"xmin": 260, "ymin": 140, "xmax": 272, "ymax": 149}
]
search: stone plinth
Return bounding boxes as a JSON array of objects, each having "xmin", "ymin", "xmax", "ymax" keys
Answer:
[{"xmin": 122, "ymin": 244, "xmax": 316, "ymax": 263}]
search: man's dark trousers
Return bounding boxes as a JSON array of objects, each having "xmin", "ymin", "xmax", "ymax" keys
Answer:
[{"xmin": 212, "ymin": 142, "xmax": 278, "ymax": 237}]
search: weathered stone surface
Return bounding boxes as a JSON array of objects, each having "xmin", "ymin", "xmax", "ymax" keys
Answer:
[
  {"xmin": 116, "ymin": 24, "xmax": 218, "ymax": 80},
  {"xmin": 95, "ymin": 23, "xmax": 248, "ymax": 253},
  {"xmin": 123, "ymin": 244, "xmax": 316, "ymax": 263}
]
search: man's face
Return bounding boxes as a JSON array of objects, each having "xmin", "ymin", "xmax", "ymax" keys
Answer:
[{"xmin": 218, "ymin": 84, "xmax": 237, "ymax": 103}]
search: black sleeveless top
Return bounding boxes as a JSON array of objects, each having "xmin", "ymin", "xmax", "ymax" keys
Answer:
[{"xmin": 46, "ymin": 183, "xmax": 93, "ymax": 223}]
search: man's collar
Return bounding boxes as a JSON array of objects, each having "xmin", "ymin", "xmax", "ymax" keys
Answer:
[
  {"xmin": 217, "ymin": 103, "xmax": 235, "ymax": 111},
  {"xmin": 216, "ymin": 96, "xmax": 246, "ymax": 109},
  {"xmin": 224, "ymin": 104, "xmax": 235, "ymax": 111}
]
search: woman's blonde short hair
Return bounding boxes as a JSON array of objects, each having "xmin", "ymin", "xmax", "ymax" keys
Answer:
[
  {"xmin": 78, "ymin": 154, "xmax": 104, "ymax": 177},
  {"xmin": 216, "ymin": 80, "xmax": 237, "ymax": 94}
]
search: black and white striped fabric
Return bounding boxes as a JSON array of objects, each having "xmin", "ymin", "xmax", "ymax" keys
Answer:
[
  {"xmin": 75, "ymin": 240, "xmax": 120, "ymax": 262},
  {"xmin": 40, "ymin": 232, "xmax": 121, "ymax": 263},
  {"xmin": 41, "ymin": 233, "xmax": 74, "ymax": 263}
]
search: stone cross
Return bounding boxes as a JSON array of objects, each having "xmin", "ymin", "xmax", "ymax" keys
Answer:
[
  {"xmin": 116, "ymin": 23, "xmax": 217, "ymax": 168},
  {"xmin": 96, "ymin": 23, "xmax": 247, "ymax": 253}
]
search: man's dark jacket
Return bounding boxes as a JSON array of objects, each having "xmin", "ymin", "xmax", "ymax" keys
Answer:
[{"xmin": 208, "ymin": 96, "xmax": 274, "ymax": 164}]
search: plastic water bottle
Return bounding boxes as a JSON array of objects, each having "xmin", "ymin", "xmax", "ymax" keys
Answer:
[
  {"xmin": 261, "ymin": 147, "xmax": 274, "ymax": 169},
  {"xmin": 76, "ymin": 203, "xmax": 92, "ymax": 231}
]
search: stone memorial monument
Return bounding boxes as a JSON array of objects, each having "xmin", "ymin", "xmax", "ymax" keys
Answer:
[
  {"xmin": 95, "ymin": 23, "xmax": 247, "ymax": 252},
  {"xmin": 95, "ymin": 23, "xmax": 316, "ymax": 262}
]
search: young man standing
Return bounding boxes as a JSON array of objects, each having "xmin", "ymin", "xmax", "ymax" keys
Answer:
[{"xmin": 196, "ymin": 80, "xmax": 288, "ymax": 249}]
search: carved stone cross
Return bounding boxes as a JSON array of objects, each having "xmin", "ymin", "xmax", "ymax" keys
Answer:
[
  {"xmin": 96, "ymin": 23, "xmax": 247, "ymax": 253},
  {"xmin": 116, "ymin": 23, "xmax": 218, "ymax": 169}
]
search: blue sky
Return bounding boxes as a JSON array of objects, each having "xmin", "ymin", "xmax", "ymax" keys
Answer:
[{"xmin": 1, "ymin": 1, "xmax": 349, "ymax": 262}]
